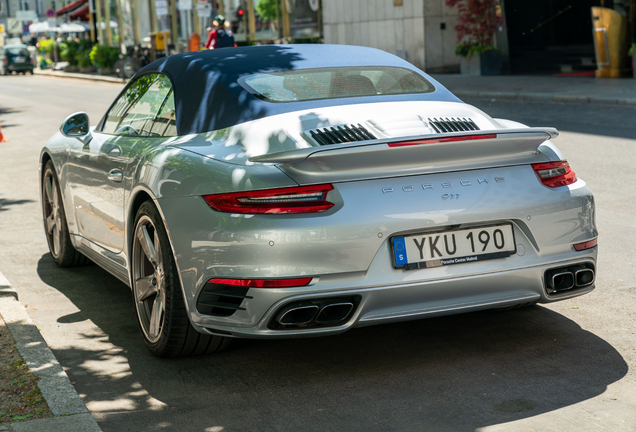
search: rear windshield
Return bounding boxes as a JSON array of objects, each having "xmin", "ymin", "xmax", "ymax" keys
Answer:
[
  {"xmin": 6, "ymin": 48, "xmax": 29, "ymax": 56},
  {"xmin": 239, "ymin": 66, "xmax": 435, "ymax": 103}
]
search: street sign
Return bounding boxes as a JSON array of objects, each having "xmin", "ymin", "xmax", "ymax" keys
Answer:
[
  {"xmin": 178, "ymin": 0, "xmax": 192, "ymax": 11},
  {"xmin": 16, "ymin": 10, "xmax": 37, "ymax": 21},
  {"xmin": 48, "ymin": 18, "xmax": 57, "ymax": 28},
  {"xmin": 46, "ymin": 9, "xmax": 55, "ymax": 17},
  {"xmin": 156, "ymin": 0, "xmax": 168, "ymax": 17},
  {"xmin": 196, "ymin": 2, "xmax": 211, "ymax": 17}
]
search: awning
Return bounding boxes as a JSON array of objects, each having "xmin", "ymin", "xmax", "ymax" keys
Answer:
[
  {"xmin": 69, "ymin": 5, "xmax": 89, "ymax": 18},
  {"xmin": 56, "ymin": 0, "xmax": 88, "ymax": 15}
]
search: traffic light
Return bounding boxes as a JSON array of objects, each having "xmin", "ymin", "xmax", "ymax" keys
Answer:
[{"xmin": 237, "ymin": 8, "xmax": 244, "ymax": 17}]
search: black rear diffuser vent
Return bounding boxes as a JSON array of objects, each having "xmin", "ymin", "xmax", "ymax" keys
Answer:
[
  {"xmin": 196, "ymin": 282, "xmax": 253, "ymax": 317},
  {"xmin": 309, "ymin": 124, "xmax": 376, "ymax": 145},
  {"xmin": 429, "ymin": 117, "xmax": 480, "ymax": 133}
]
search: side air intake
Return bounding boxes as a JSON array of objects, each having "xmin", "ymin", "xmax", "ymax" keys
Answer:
[
  {"xmin": 308, "ymin": 124, "xmax": 376, "ymax": 145},
  {"xmin": 429, "ymin": 117, "xmax": 480, "ymax": 133}
]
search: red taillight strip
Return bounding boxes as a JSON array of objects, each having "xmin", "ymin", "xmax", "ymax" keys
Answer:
[
  {"xmin": 208, "ymin": 278, "xmax": 312, "ymax": 288},
  {"xmin": 202, "ymin": 184, "xmax": 335, "ymax": 214},
  {"xmin": 387, "ymin": 134, "xmax": 497, "ymax": 147},
  {"xmin": 573, "ymin": 239, "xmax": 597, "ymax": 251},
  {"xmin": 532, "ymin": 161, "xmax": 577, "ymax": 188}
]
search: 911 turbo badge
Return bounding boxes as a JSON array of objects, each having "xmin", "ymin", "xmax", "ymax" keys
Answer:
[{"xmin": 381, "ymin": 176, "xmax": 506, "ymax": 194}]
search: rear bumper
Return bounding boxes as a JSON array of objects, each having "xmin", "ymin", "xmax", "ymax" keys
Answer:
[
  {"xmin": 157, "ymin": 164, "xmax": 597, "ymax": 339},
  {"xmin": 193, "ymin": 250, "xmax": 597, "ymax": 339}
]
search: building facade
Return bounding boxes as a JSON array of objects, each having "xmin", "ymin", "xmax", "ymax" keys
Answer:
[{"xmin": 322, "ymin": 0, "xmax": 461, "ymax": 72}]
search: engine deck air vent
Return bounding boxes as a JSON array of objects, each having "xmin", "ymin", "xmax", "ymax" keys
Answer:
[
  {"xmin": 308, "ymin": 124, "xmax": 377, "ymax": 145},
  {"xmin": 196, "ymin": 281, "xmax": 253, "ymax": 317},
  {"xmin": 429, "ymin": 117, "xmax": 480, "ymax": 133}
]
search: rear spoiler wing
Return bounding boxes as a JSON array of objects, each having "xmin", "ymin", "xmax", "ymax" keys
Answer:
[{"xmin": 248, "ymin": 128, "xmax": 559, "ymax": 184}]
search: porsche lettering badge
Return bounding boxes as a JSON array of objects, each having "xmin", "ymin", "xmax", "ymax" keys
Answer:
[{"xmin": 382, "ymin": 176, "xmax": 506, "ymax": 194}]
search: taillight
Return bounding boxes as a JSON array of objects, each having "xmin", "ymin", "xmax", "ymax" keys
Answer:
[
  {"xmin": 3, "ymin": 58, "xmax": 7, "ymax": 65},
  {"xmin": 532, "ymin": 161, "xmax": 577, "ymax": 187},
  {"xmin": 208, "ymin": 278, "xmax": 312, "ymax": 288},
  {"xmin": 203, "ymin": 184, "xmax": 335, "ymax": 214}
]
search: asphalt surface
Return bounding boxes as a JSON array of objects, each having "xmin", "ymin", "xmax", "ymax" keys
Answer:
[{"xmin": 0, "ymin": 75, "xmax": 635, "ymax": 431}]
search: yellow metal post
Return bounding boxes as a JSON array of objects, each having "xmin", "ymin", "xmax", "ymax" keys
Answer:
[
  {"xmin": 193, "ymin": 0, "xmax": 200, "ymax": 35},
  {"xmin": 218, "ymin": 0, "xmax": 224, "ymax": 16},
  {"xmin": 131, "ymin": 0, "xmax": 141, "ymax": 44},
  {"xmin": 104, "ymin": 0, "xmax": 113, "ymax": 46},
  {"xmin": 150, "ymin": 0, "xmax": 158, "ymax": 33},
  {"xmin": 115, "ymin": 0, "xmax": 126, "ymax": 47},
  {"xmin": 88, "ymin": 10, "xmax": 96, "ymax": 42},
  {"xmin": 170, "ymin": 0, "xmax": 178, "ymax": 45},
  {"xmin": 95, "ymin": 0, "xmax": 105, "ymax": 44},
  {"xmin": 281, "ymin": 0, "xmax": 290, "ymax": 38},
  {"xmin": 247, "ymin": 0, "xmax": 255, "ymax": 40}
]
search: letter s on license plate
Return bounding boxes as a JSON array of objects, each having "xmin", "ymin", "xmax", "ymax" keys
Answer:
[{"xmin": 391, "ymin": 223, "xmax": 516, "ymax": 270}]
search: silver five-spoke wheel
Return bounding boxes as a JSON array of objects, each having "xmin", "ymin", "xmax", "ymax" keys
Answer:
[
  {"xmin": 131, "ymin": 201, "xmax": 230, "ymax": 357},
  {"xmin": 43, "ymin": 170, "xmax": 62, "ymax": 257},
  {"xmin": 41, "ymin": 161, "xmax": 89, "ymax": 267},
  {"xmin": 132, "ymin": 215, "xmax": 166, "ymax": 343}
]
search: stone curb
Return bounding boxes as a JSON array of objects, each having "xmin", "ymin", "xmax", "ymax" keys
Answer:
[
  {"xmin": 453, "ymin": 90, "xmax": 636, "ymax": 106},
  {"xmin": 0, "ymin": 273, "xmax": 102, "ymax": 432},
  {"xmin": 33, "ymin": 68, "xmax": 126, "ymax": 85}
]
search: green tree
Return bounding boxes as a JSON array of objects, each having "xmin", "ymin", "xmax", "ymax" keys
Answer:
[{"xmin": 256, "ymin": 0, "xmax": 277, "ymax": 21}]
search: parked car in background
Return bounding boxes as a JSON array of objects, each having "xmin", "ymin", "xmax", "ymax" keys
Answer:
[
  {"xmin": 40, "ymin": 45, "xmax": 597, "ymax": 358},
  {"xmin": 0, "ymin": 44, "xmax": 35, "ymax": 75}
]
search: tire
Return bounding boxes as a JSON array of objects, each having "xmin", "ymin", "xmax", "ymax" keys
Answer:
[
  {"xmin": 131, "ymin": 201, "xmax": 231, "ymax": 357},
  {"xmin": 42, "ymin": 161, "xmax": 91, "ymax": 267}
]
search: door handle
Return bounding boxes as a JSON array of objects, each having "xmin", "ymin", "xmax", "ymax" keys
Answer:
[{"xmin": 107, "ymin": 169, "xmax": 123, "ymax": 183}]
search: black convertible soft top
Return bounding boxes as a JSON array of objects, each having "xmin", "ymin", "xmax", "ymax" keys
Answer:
[{"xmin": 138, "ymin": 44, "xmax": 461, "ymax": 135}]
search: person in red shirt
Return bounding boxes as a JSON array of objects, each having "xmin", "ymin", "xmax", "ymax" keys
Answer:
[{"xmin": 204, "ymin": 15, "xmax": 237, "ymax": 49}]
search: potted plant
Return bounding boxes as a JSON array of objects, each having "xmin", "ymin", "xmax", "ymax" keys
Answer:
[
  {"xmin": 89, "ymin": 44, "xmax": 119, "ymax": 75},
  {"xmin": 445, "ymin": 0, "xmax": 504, "ymax": 75},
  {"xmin": 77, "ymin": 39, "xmax": 96, "ymax": 72},
  {"xmin": 60, "ymin": 40, "xmax": 79, "ymax": 72}
]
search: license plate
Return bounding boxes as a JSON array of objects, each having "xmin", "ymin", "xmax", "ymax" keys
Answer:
[
  {"xmin": 391, "ymin": 223, "xmax": 516, "ymax": 270},
  {"xmin": 13, "ymin": 56, "xmax": 25, "ymax": 63}
]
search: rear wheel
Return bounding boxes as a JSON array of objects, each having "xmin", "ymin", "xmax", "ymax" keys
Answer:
[
  {"xmin": 42, "ymin": 161, "xmax": 90, "ymax": 267},
  {"xmin": 131, "ymin": 201, "xmax": 231, "ymax": 357}
]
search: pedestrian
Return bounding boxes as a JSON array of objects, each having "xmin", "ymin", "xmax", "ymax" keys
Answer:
[{"xmin": 204, "ymin": 15, "xmax": 236, "ymax": 49}]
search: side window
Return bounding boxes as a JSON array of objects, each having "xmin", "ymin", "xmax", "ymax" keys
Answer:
[{"xmin": 101, "ymin": 74, "xmax": 177, "ymax": 137}]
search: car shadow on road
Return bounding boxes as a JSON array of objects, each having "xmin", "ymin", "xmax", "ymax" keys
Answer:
[
  {"xmin": 37, "ymin": 253, "xmax": 627, "ymax": 432},
  {"xmin": 0, "ymin": 197, "xmax": 35, "ymax": 212}
]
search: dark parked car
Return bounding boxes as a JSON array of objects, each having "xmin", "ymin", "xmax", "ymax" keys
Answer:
[{"xmin": 1, "ymin": 44, "xmax": 34, "ymax": 75}]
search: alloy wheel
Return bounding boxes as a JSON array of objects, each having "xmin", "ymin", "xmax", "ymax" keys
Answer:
[
  {"xmin": 133, "ymin": 216, "xmax": 167, "ymax": 344},
  {"xmin": 43, "ymin": 172, "xmax": 62, "ymax": 257}
]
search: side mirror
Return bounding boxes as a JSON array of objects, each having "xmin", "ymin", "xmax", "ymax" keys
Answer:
[{"xmin": 60, "ymin": 112, "xmax": 90, "ymax": 137}]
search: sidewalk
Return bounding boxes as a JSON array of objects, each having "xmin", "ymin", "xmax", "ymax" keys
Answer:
[
  {"xmin": 431, "ymin": 73, "xmax": 636, "ymax": 105},
  {"xmin": 33, "ymin": 68, "xmax": 126, "ymax": 85},
  {"xmin": 0, "ymin": 273, "xmax": 102, "ymax": 432}
]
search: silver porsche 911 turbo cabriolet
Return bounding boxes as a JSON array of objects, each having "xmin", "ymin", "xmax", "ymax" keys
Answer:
[{"xmin": 40, "ymin": 44, "xmax": 597, "ymax": 357}]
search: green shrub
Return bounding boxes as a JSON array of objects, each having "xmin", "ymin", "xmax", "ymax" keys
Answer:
[
  {"xmin": 38, "ymin": 39, "xmax": 57, "ymax": 55},
  {"xmin": 60, "ymin": 40, "xmax": 79, "ymax": 65},
  {"xmin": 89, "ymin": 44, "xmax": 119, "ymax": 69},
  {"xmin": 76, "ymin": 49, "xmax": 92, "ymax": 67}
]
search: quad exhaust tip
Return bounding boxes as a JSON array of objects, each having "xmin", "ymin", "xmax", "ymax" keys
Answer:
[
  {"xmin": 272, "ymin": 297, "xmax": 359, "ymax": 329},
  {"xmin": 545, "ymin": 263, "xmax": 595, "ymax": 295}
]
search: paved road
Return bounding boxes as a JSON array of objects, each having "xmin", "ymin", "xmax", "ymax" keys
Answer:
[{"xmin": 0, "ymin": 76, "xmax": 635, "ymax": 432}]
